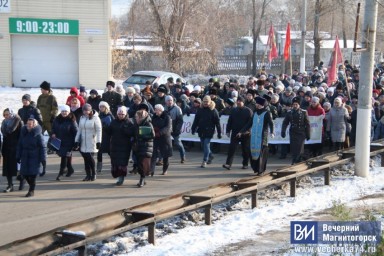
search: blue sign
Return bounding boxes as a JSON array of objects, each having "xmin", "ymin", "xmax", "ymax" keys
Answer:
[{"xmin": 291, "ymin": 221, "xmax": 318, "ymax": 244}]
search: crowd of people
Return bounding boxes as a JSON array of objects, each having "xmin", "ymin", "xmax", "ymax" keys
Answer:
[{"xmin": 1, "ymin": 60, "xmax": 382, "ymax": 197}]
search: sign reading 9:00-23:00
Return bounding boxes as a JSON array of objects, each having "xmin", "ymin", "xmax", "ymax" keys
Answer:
[{"xmin": 9, "ymin": 18, "xmax": 79, "ymax": 35}]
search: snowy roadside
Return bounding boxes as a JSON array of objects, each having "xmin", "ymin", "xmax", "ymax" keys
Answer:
[{"xmin": 58, "ymin": 157, "xmax": 384, "ymax": 256}]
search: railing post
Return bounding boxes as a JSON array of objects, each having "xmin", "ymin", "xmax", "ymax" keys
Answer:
[
  {"xmin": 148, "ymin": 222, "xmax": 155, "ymax": 245},
  {"xmin": 290, "ymin": 179, "xmax": 297, "ymax": 197},
  {"xmin": 251, "ymin": 190, "xmax": 258, "ymax": 209},
  {"xmin": 324, "ymin": 168, "xmax": 331, "ymax": 185},
  {"xmin": 381, "ymin": 153, "xmax": 384, "ymax": 167},
  {"xmin": 205, "ymin": 205, "xmax": 212, "ymax": 225},
  {"xmin": 77, "ymin": 245, "xmax": 87, "ymax": 256}
]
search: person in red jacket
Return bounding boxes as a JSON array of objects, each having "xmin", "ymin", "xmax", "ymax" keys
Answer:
[
  {"xmin": 307, "ymin": 96, "xmax": 325, "ymax": 157},
  {"xmin": 66, "ymin": 87, "xmax": 85, "ymax": 107}
]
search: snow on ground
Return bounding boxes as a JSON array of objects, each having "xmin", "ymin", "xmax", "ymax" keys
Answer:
[{"xmin": 58, "ymin": 158, "xmax": 384, "ymax": 256}]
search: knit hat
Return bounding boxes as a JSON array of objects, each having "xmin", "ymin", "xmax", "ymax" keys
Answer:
[
  {"xmin": 117, "ymin": 106, "xmax": 127, "ymax": 115},
  {"xmin": 237, "ymin": 96, "xmax": 245, "ymax": 102},
  {"xmin": 255, "ymin": 96, "xmax": 266, "ymax": 106},
  {"xmin": 126, "ymin": 87, "xmax": 135, "ymax": 94},
  {"xmin": 311, "ymin": 97, "xmax": 320, "ymax": 103},
  {"xmin": 138, "ymin": 103, "xmax": 149, "ymax": 112},
  {"xmin": 80, "ymin": 85, "xmax": 86, "ymax": 93},
  {"xmin": 90, "ymin": 89, "xmax": 98, "ymax": 95},
  {"xmin": 231, "ymin": 90, "xmax": 238, "ymax": 98},
  {"xmin": 133, "ymin": 84, "xmax": 141, "ymax": 92},
  {"xmin": 292, "ymin": 97, "xmax": 301, "ymax": 104},
  {"xmin": 40, "ymin": 81, "xmax": 51, "ymax": 91},
  {"xmin": 180, "ymin": 94, "xmax": 188, "ymax": 101},
  {"xmin": 106, "ymin": 81, "xmax": 115, "ymax": 87},
  {"xmin": 194, "ymin": 98, "xmax": 202, "ymax": 104},
  {"xmin": 59, "ymin": 105, "xmax": 70, "ymax": 112},
  {"xmin": 99, "ymin": 101, "xmax": 110, "ymax": 109},
  {"xmin": 157, "ymin": 86, "xmax": 167, "ymax": 94},
  {"xmin": 22, "ymin": 94, "xmax": 31, "ymax": 102},
  {"xmin": 82, "ymin": 103, "xmax": 92, "ymax": 111},
  {"xmin": 165, "ymin": 95, "xmax": 174, "ymax": 102},
  {"xmin": 154, "ymin": 104, "xmax": 164, "ymax": 112}
]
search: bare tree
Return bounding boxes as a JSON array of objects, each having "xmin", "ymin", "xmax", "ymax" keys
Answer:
[{"xmin": 251, "ymin": 0, "xmax": 271, "ymax": 75}]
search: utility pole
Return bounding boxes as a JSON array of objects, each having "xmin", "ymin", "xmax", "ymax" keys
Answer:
[
  {"xmin": 300, "ymin": 0, "xmax": 307, "ymax": 73},
  {"xmin": 355, "ymin": 0, "xmax": 378, "ymax": 177}
]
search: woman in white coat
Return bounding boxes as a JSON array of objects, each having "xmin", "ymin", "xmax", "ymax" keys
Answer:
[{"xmin": 74, "ymin": 103, "xmax": 102, "ymax": 181}]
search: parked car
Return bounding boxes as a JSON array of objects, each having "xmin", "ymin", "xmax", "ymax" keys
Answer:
[{"xmin": 122, "ymin": 71, "xmax": 186, "ymax": 90}]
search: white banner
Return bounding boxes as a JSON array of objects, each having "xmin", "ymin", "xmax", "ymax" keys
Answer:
[{"xmin": 179, "ymin": 114, "xmax": 323, "ymax": 144}]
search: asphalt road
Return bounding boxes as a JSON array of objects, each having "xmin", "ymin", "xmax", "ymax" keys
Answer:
[{"xmin": 0, "ymin": 145, "xmax": 291, "ymax": 246}]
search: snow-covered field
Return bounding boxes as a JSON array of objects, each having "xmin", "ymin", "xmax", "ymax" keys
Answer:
[{"xmin": 1, "ymin": 87, "xmax": 383, "ymax": 255}]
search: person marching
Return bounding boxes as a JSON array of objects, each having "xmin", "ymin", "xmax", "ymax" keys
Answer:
[
  {"xmin": 16, "ymin": 118, "xmax": 46, "ymax": 197},
  {"xmin": 281, "ymin": 97, "xmax": 311, "ymax": 165},
  {"xmin": 51, "ymin": 105, "xmax": 78, "ymax": 180},
  {"xmin": 238, "ymin": 97, "xmax": 274, "ymax": 175},
  {"xmin": 222, "ymin": 96, "xmax": 253, "ymax": 170},
  {"xmin": 151, "ymin": 104, "xmax": 173, "ymax": 176},
  {"xmin": 191, "ymin": 95, "xmax": 222, "ymax": 168},
  {"xmin": 133, "ymin": 109, "xmax": 155, "ymax": 187},
  {"xmin": 97, "ymin": 101, "xmax": 114, "ymax": 172},
  {"xmin": 74, "ymin": 103, "xmax": 102, "ymax": 181},
  {"xmin": 1, "ymin": 109, "xmax": 23, "ymax": 192},
  {"xmin": 108, "ymin": 106, "xmax": 135, "ymax": 186}
]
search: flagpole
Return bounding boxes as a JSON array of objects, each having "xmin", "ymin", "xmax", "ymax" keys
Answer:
[{"xmin": 290, "ymin": 44, "xmax": 293, "ymax": 76}]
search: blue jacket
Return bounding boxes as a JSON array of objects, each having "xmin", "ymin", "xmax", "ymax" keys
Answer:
[{"xmin": 17, "ymin": 125, "xmax": 46, "ymax": 176}]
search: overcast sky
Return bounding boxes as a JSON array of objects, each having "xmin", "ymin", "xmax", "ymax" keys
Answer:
[{"xmin": 112, "ymin": 0, "xmax": 133, "ymax": 17}]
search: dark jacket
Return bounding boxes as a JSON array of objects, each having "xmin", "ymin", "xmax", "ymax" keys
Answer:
[
  {"xmin": 52, "ymin": 114, "xmax": 78, "ymax": 157},
  {"xmin": 87, "ymin": 95, "xmax": 102, "ymax": 112},
  {"xmin": 99, "ymin": 111, "xmax": 114, "ymax": 153},
  {"xmin": 282, "ymin": 108, "xmax": 311, "ymax": 138},
  {"xmin": 108, "ymin": 116, "xmax": 135, "ymax": 166},
  {"xmin": 152, "ymin": 111, "xmax": 173, "ymax": 158},
  {"xmin": 123, "ymin": 96, "xmax": 135, "ymax": 109},
  {"xmin": 191, "ymin": 101, "xmax": 221, "ymax": 138},
  {"xmin": 70, "ymin": 107, "xmax": 83, "ymax": 124},
  {"xmin": 133, "ymin": 115, "xmax": 155, "ymax": 158},
  {"xmin": 17, "ymin": 125, "xmax": 46, "ymax": 176},
  {"xmin": 18, "ymin": 102, "xmax": 43, "ymax": 126},
  {"xmin": 227, "ymin": 106, "xmax": 253, "ymax": 135},
  {"xmin": 102, "ymin": 90, "xmax": 123, "ymax": 117},
  {"xmin": 128, "ymin": 99, "xmax": 154, "ymax": 118},
  {"xmin": 1, "ymin": 114, "xmax": 23, "ymax": 177}
]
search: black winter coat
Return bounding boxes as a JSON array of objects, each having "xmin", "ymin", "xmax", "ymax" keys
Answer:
[
  {"xmin": 99, "ymin": 111, "xmax": 114, "ymax": 153},
  {"xmin": 152, "ymin": 111, "xmax": 173, "ymax": 158},
  {"xmin": 102, "ymin": 91, "xmax": 123, "ymax": 117},
  {"xmin": 52, "ymin": 114, "xmax": 78, "ymax": 157},
  {"xmin": 18, "ymin": 102, "xmax": 43, "ymax": 126},
  {"xmin": 108, "ymin": 117, "xmax": 135, "ymax": 166},
  {"xmin": 1, "ymin": 115, "xmax": 23, "ymax": 177},
  {"xmin": 133, "ymin": 116, "xmax": 154, "ymax": 158},
  {"xmin": 191, "ymin": 102, "xmax": 222, "ymax": 138},
  {"xmin": 17, "ymin": 125, "xmax": 46, "ymax": 176},
  {"xmin": 227, "ymin": 106, "xmax": 253, "ymax": 135},
  {"xmin": 71, "ymin": 107, "xmax": 83, "ymax": 124},
  {"xmin": 87, "ymin": 95, "xmax": 102, "ymax": 112}
]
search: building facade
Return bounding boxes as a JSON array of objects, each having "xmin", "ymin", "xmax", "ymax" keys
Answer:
[{"xmin": 0, "ymin": 0, "xmax": 111, "ymax": 89}]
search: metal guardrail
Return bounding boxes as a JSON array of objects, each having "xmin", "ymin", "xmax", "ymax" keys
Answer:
[{"xmin": 1, "ymin": 141, "xmax": 384, "ymax": 256}]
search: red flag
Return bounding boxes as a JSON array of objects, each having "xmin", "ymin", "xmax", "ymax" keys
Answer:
[
  {"xmin": 327, "ymin": 35, "xmax": 343, "ymax": 86},
  {"xmin": 267, "ymin": 24, "xmax": 278, "ymax": 62},
  {"xmin": 283, "ymin": 23, "xmax": 291, "ymax": 61}
]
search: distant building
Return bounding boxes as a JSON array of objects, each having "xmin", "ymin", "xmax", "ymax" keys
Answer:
[{"xmin": 0, "ymin": 0, "xmax": 111, "ymax": 89}]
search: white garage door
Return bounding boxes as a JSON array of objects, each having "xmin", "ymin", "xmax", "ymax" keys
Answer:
[{"xmin": 11, "ymin": 35, "xmax": 79, "ymax": 88}]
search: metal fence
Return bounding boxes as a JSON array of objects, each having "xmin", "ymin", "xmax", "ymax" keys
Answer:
[{"xmin": 113, "ymin": 50, "xmax": 381, "ymax": 78}]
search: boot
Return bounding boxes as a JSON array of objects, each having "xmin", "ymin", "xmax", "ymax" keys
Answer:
[
  {"xmin": 207, "ymin": 155, "xmax": 214, "ymax": 164},
  {"xmin": 56, "ymin": 169, "xmax": 65, "ymax": 181},
  {"xmin": 3, "ymin": 185, "xmax": 14, "ymax": 193},
  {"xmin": 96, "ymin": 162, "xmax": 103, "ymax": 173},
  {"xmin": 137, "ymin": 177, "xmax": 146, "ymax": 187},
  {"xmin": 83, "ymin": 170, "xmax": 91, "ymax": 181},
  {"xmin": 66, "ymin": 167, "xmax": 74, "ymax": 177},
  {"xmin": 129, "ymin": 166, "xmax": 138, "ymax": 174},
  {"xmin": 18, "ymin": 179, "xmax": 26, "ymax": 191},
  {"xmin": 181, "ymin": 157, "xmax": 186, "ymax": 164},
  {"xmin": 162, "ymin": 163, "xmax": 169, "ymax": 175},
  {"xmin": 25, "ymin": 190, "xmax": 34, "ymax": 197},
  {"xmin": 90, "ymin": 170, "xmax": 96, "ymax": 181},
  {"xmin": 116, "ymin": 176, "xmax": 124, "ymax": 186}
]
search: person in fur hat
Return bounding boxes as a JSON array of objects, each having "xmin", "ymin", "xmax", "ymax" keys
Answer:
[{"xmin": 191, "ymin": 95, "xmax": 222, "ymax": 168}]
